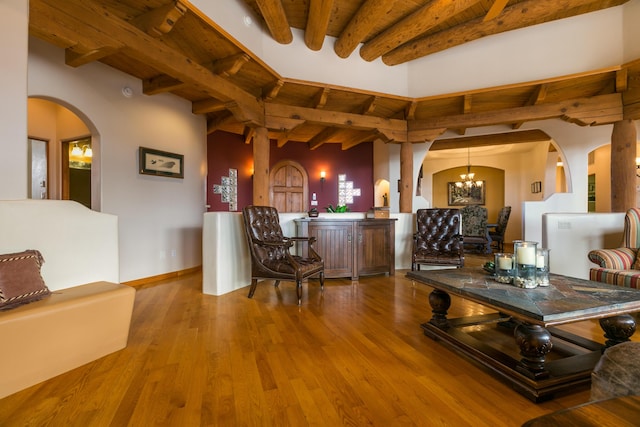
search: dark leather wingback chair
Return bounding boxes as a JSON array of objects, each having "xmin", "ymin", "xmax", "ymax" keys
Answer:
[
  {"xmin": 461, "ymin": 205, "xmax": 491, "ymax": 254},
  {"xmin": 242, "ymin": 205, "xmax": 324, "ymax": 305},
  {"xmin": 412, "ymin": 208, "xmax": 464, "ymax": 270},
  {"xmin": 488, "ymin": 206, "xmax": 511, "ymax": 252}
]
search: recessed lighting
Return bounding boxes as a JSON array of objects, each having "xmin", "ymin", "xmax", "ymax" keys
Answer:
[
  {"xmin": 122, "ymin": 86, "xmax": 133, "ymax": 98},
  {"xmin": 243, "ymin": 15, "xmax": 252, "ymax": 27}
]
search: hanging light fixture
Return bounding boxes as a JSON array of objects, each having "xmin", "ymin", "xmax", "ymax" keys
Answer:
[
  {"xmin": 83, "ymin": 145, "xmax": 93, "ymax": 158},
  {"xmin": 71, "ymin": 143, "xmax": 83, "ymax": 157},
  {"xmin": 455, "ymin": 147, "xmax": 482, "ymax": 191}
]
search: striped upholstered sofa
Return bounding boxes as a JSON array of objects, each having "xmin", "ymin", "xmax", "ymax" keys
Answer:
[{"xmin": 588, "ymin": 207, "xmax": 640, "ymax": 289}]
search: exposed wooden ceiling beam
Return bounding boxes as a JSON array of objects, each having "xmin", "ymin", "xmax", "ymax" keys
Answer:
[
  {"xmin": 305, "ymin": 0, "xmax": 334, "ymax": 51},
  {"xmin": 130, "ymin": 1, "xmax": 187, "ymax": 37},
  {"xmin": 206, "ymin": 112, "xmax": 235, "ymax": 134},
  {"xmin": 255, "ymin": 0, "xmax": 293, "ymax": 44},
  {"xmin": 313, "ymin": 87, "xmax": 330, "ymax": 109},
  {"xmin": 360, "ymin": 0, "xmax": 481, "ymax": 62},
  {"xmin": 409, "ymin": 93, "xmax": 623, "ymax": 133},
  {"xmin": 483, "ymin": 0, "xmax": 509, "ymax": 22},
  {"xmin": 265, "ymin": 102, "xmax": 407, "ymax": 141},
  {"xmin": 429, "ymin": 129, "xmax": 552, "ymax": 150},
  {"xmin": 263, "ymin": 79, "xmax": 284, "ymax": 101},
  {"xmin": 210, "ymin": 53, "xmax": 250, "ymax": 77},
  {"xmin": 307, "ymin": 127, "xmax": 341, "ymax": 150},
  {"xmin": 243, "ymin": 127, "xmax": 255, "ymax": 144},
  {"xmin": 456, "ymin": 94, "xmax": 473, "ymax": 135},
  {"xmin": 65, "ymin": 46, "xmax": 120, "ymax": 67},
  {"xmin": 341, "ymin": 131, "xmax": 380, "ymax": 150},
  {"xmin": 143, "ymin": 74, "xmax": 186, "ymax": 95},
  {"xmin": 334, "ymin": 0, "xmax": 397, "ymax": 58},
  {"xmin": 382, "ymin": 0, "xmax": 606, "ymax": 66},
  {"xmin": 512, "ymin": 84, "xmax": 548, "ymax": 129},
  {"xmin": 192, "ymin": 99, "xmax": 227, "ymax": 114},
  {"xmin": 32, "ymin": 0, "xmax": 264, "ymax": 126}
]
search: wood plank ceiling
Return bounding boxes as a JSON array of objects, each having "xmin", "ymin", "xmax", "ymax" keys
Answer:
[{"xmin": 29, "ymin": 0, "xmax": 640, "ymax": 150}]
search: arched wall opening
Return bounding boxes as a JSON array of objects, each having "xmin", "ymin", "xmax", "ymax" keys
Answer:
[{"xmin": 27, "ymin": 97, "xmax": 101, "ymax": 210}]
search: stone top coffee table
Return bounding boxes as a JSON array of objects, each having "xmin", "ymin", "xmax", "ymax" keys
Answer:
[{"xmin": 406, "ymin": 268, "xmax": 640, "ymax": 402}]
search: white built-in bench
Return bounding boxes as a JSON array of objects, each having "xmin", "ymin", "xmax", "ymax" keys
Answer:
[{"xmin": 0, "ymin": 200, "xmax": 135, "ymax": 399}]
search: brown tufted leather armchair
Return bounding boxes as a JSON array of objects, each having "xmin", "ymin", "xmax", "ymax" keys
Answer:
[
  {"xmin": 412, "ymin": 208, "xmax": 464, "ymax": 271},
  {"xmin": 242, "ymin": 205, "xmax": 324, "ymax": 305}
]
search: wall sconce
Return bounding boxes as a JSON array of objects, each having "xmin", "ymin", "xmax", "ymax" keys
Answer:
[
  {"xmin": 320, "ymin": 171, "xmax": 326, "ymax": 189},
  {"xmin": 71, "ymin": 144, "xmax": 83, "ymax": 157},
  {"xmin": 636, "ymin": 157, "xmax": 640, "ymax": 178}
]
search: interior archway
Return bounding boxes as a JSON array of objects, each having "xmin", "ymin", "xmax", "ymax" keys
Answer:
[{"xmin": 27, "ymin": 97, "xmax": 100, "ymax": 210}]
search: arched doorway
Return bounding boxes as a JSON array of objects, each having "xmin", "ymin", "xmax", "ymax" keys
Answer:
[
  {"xmin": 270, "ymin": 160, "xmax": 308, "ymax": 212},
  {"xmin": 27, "ymin": 98, "xmax": 100, "ymax": 210}
]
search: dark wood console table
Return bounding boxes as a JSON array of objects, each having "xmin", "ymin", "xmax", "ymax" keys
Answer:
[
  {"xmin": 406, "ymin": 268, "xmax": 640, "ymax": 402},
  {"xmin": 295, "ymin": 218, "xmax": 396, "ymax": 280}
]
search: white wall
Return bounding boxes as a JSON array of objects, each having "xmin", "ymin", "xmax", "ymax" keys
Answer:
[
  {"xmin": 25, "ymin": 38, "xmax": 207, "ymax": 283},
  {"xmin": 191, "ymin": 0, "xmax": 630, "ymax": 98},
  {"xmin": 0, "ymin": 0, "xmax": 28, "ymax": 199}
]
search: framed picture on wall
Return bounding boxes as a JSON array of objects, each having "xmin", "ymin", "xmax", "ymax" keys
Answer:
[
  {"xmin": 447, "ymin": 181, "xmax": 485, "ymax": 206},
  {"xmin": 139, "ymin": 147, "xmax": 184, "ymax": 178}
]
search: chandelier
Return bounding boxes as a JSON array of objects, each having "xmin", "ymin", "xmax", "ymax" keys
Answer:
[{"xmin": 455, "ymin": 147, "xmax": 482, "ymax": 190}]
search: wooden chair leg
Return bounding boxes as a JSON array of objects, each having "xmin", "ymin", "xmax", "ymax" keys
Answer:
[
  {"xmin": 319, "ymin": 273, "xmax": 325, "ymax": 291},
  {"xmin": 247, "ymin": 278, "xmax": 258, "ymax": 298},
  {"xmin": 274, "ymin": 280, "xmax": 280, "ymax": 287},
  {"xmin": 296, "ymin": 280, "xmax": 302, "ymax": 306}
]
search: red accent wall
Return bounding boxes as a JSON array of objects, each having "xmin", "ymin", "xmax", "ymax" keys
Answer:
[{"xmin": 207, "ymin": 131, "xmax": 374, "ymax": 212}]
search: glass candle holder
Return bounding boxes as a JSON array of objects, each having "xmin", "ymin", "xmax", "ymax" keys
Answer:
[
  {"xmin": 536, "ymin": 248, "xmax": 550, "ymax": 286},
  {"xmin": 513, "ymin": 241, "xmax": 538, "ymax": 288},
  {"xmin": 494, "ymin": 253, "xmax": 513, "ymax": 284}
]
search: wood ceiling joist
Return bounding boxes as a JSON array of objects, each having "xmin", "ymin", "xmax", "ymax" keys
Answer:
[
  {"xmin": 143, "ymin": 75, "xmax": 186, "ymax": 95},
  {"xmin": 313, "ymin": 87, "xmax": 331, "ymax": 109},
  {"xmin": 264, "ymin": 102, "xmax": 407, "ymax": 139},
  {"xmin": 512, "ymin": 84, "xmax": 548, "ymax": 129},
  {"xmin": 334, "ymin": 0, "xmax": 397, "ymax": 58},
  {"xmin": 210, "ymin": 53, "xmax": 251, "ymax": 77},
  {"xmin": 65, "ymin": 46, "xmax": 120, "ymax": 67},
  {"xmin": 206, "ymin": 112, "xmax": 235, "ymax": 134},
  {"xmin": 255, "ymin": 0, "xmax": 293, "ymax": 44},
  {"xmin": 130, "ymin": 1, "xmax": 187, "ymax": 37},
  {"xmin": 305, "ymin": 0, "xmax": 334, "ymax": 51},
  {"xmin": 382, "ymin": 0, "xmax": 608, "ymax": 66},
  {"xmin": 341, "ymin": 130, "xmax": 380, "ymax": 150},
  {"xmin": 429, "ymin": 129, "xmax": 552, "ymax": 151},
  {"xmin": 456, "ymin": 94, "xmax": 473, "ymax": 135},
  {"xmin": 359, "ymin": 0, "xmax": 482, "ymax": 62},
  {"xmin": 262, "ymin": 79, "xmax": 284, "ymax": 101},
  {"xmin": 307, "ymin": 127, "xmax": 341, "ymax": 150},
  {"xmin": 243, "ymin": 127, "xmax": 255, "ymax": 144},
  {"xmin": 409, "ymin": 93, "xmax": 623, "ymax": 133},
  {"xmin": 483, "ymin": 0, "xmax": 510, "ymax": 22},
  {"xmin": 192, "ymin": 98, "xmax": 227, "ymax": 114},
  {"xmin": 32, "ymin": 0, "xmax": 264, "ymax": 126},
  {"xmin": 362, "ymin": 96, "xmax": 379, "ymax": 115},
  {"xmin": 616, "ymin": 68, "xmax": 628, "ymax": 92},
  {"xmin": 276, "ymin": 130, "xmax": 291, "ymax": 147}
]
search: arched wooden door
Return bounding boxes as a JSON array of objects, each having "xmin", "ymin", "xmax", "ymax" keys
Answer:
[{"xmin": 270, "ymin": 160, "xmax": 308, "ymax": 212}]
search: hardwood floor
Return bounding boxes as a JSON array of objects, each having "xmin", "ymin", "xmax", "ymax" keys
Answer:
[{"xmin": 1, "ymin": 253, "xmax": 637, "ymax": 426}]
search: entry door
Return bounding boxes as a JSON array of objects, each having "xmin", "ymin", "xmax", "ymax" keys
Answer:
[
  {"xmin": 28, "ymin": 138, "xmax": 48, "ymax": 199},
  {"xmin": 270, "ymin": 160, "xmax": 308, "ymax": 212}
]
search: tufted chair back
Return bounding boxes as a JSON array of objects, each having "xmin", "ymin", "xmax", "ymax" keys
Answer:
[
  {"xmin": 243, "ymin": 205, "xmax": 288, "ymax": 266},
  {"xmin": 412, "ymin": 208, "xmax": 464, "ymax": 270},
  {"xmin": 242, "ymin": 205, "xmax": 324, "ymax": 305}
]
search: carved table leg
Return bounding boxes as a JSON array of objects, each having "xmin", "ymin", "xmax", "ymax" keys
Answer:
[
  {"xmin": 599, "ymin": 315, "xmax": 636, "ymax": 349},
  {"xmin": 428, "ymin": 289, "xmax": 451, "ymax": 329},
  {"xmin": 514, "ymin": 323, "xmax": 553, "ymax": 380}
]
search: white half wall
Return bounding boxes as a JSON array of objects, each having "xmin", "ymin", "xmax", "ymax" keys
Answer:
[{"xmin": 542, "ymin": 212, "xmax": 625, "ymax": 279}]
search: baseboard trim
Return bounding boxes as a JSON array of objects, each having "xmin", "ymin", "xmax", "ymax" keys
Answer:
[{"xmin": 123, "ymin": 266, "xmax": 202, "ymax": 289}]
